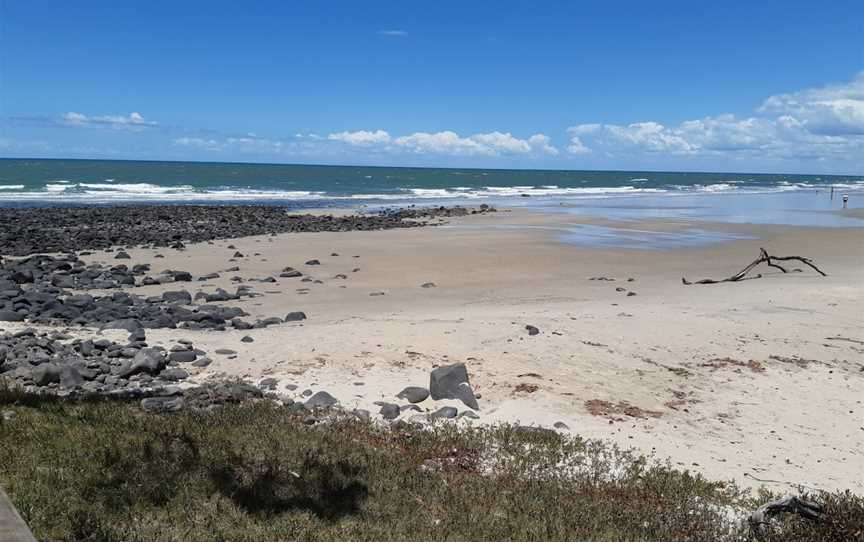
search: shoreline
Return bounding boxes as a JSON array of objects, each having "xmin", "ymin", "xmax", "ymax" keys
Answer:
[{"xmin": 1, "ymin": 205, "xmax": 862, "ymax": 494}]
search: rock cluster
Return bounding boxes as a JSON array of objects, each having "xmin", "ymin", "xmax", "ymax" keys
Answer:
[
  {"xmin": 0, "ymin": 253, "xmax": 197, "ymax": 291},
  {"xmin": 0, "ymin": 328, "xmax": 206, "ymax": 396},
  {"xmin": 0, "ymin": 254, "xmax": 308, "ymax": 331},
  {"xmin": 0, "ymin": 204, "xmax": 496, "ymax": 256}
]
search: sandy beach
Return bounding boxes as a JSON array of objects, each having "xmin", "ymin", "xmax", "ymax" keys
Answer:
[{"xmin": 6, "ymin": 208, "xmax": 859, "ymax": 493}]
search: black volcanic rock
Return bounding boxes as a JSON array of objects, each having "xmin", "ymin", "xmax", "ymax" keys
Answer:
[{"xmin": 0, "ymin": 204, "xmax": 496, "ymax": 256}]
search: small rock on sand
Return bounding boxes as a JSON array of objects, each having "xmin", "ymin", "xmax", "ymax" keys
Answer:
[{"xmin": 397, "ymin": 386, "xmax": 430, "ymax": 403}]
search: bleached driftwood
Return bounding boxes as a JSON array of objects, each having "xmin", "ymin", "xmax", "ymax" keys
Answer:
[
  {"xmin": 682, "ymin": 248, "xmax": 827, "ymax": 285},
  {"xmin": 748, "ymin": 495, "xmax": 822, "ymax": 532}
]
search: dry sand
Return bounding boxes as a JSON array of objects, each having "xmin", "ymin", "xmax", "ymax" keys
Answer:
[{"xmin": 22, "ymin": 209, "xmax": 864, "ymax": 493}]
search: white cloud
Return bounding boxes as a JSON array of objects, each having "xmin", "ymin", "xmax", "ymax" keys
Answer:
[
  {"xmin": 175, "ymin": 129, "xmax": 556, "ymax": 159},
  {"xmin": 394, "ymin": 130, "xmax": 557, "ymax": 156},
  {"xmin": 394, "ymin": 131, "xmax": 491, "ymax": 155},
  {"xmin": 61, "ymin": 111, "xmax": 157, "ymax": 130},
  {"xmin": 566, "ymin": 73, "xmax": 864, "ymax": 165},
  {"xmin": 377, "ymin": 30, "xmax": 407, "ymax": 36},
  {"xmin": 173, "ymin": 135, "xmax": 290, "ymax": 153},
  {"xmin": 328, "ymin": 129, "xmax": 391, "ymax": 146},
  {"xmin": 172, "ymin": 137, "xmax": 223, "ymax": 151},
  {"xmin": 758, "ymin": 72, "xmax": 864, "ymax": 136},
  {"xmin": 528, "ymin": 133, "xmax": 559, "ymax": 156}
]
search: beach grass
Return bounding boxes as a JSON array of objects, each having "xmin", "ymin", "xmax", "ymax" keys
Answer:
[{"xmin": 0, "ymin": 387, "xmax": 860, "ymax": 541}]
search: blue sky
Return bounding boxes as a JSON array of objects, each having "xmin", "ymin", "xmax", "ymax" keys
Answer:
[{"xmin": 1, "ymin": 0, "xmax": 862, "ymax": 173}]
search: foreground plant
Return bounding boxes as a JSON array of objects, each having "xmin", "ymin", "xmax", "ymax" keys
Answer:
[{"xmin": 0, "ymin": 390, "xmax": 860, "ymax": 541}]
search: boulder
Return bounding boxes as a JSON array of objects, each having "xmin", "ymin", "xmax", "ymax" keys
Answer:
[
  {"xmin": 60, "ymin": 366, "xmax": 84, "ymax": 389},
  {"xmin": 0, "ymin": 309, "xmax": 24, "ymax": 322},
  {"xmin": 429, "ymin": 363, "xmax": 479, "ymax": 410},
  {"xmin": 32, "ymin": 363, "xmax": 61, "ymax": 386},
  {"xmin": 118, "ymin": 348, "xmax": 166, "ymax": 378}
]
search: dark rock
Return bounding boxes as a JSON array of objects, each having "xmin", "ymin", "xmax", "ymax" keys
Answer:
[
  {"xmin": 115, "ymin": 251, "xmax": 131, "ymax": 259},
  {"xmin": 118, "ymin": 348, "xmax": 165, "ymax": 378},
  {"xmin": 305, "ymin": 391, "xmax": 338, "ymax": 409},
  {"xmin": 162, "ymin": 290, "xmax": 192, "ymax": 305},
  {"xmin": 284, "ymin": 311, "xmax": 307, "ymax": 322},
  {"xmin": 214, "ymin": 349, "xmax": 236, "ymax": 355},
  {"xmin": 421, "ymin": 282, "xmax": 437, "ymax": 288},
  {"xmin": 191, "ymin": 357, "xmax": 212, "ymax": 368},
  {"xmin": 101, "ymin": 319, "xmax": 143, "ymax": 332},
  {"xmin": 525, "ymin": 325, "xmax": 540, "ymax": 336},
  {"xmin": 379, "ymin": 403, "xmax": 400, "ymax": 420},
  {"xmin": 240, "ymin": 335, "xmax": 254, "ymax": 343},
  {"xmin": 169, "ymin": 350, "xmax": 197, "ymax": 363},
  {"xmin": 429, "ymin": 363, "xmax": 479, "ymax": 410},
  {"xmin": 60, "ymin": 366, "xmax": 84, "ymax": 389},
  {"xmin": 258, "ymin": 377, "xmax": 279, "ymax": 391},
  {"xmin": 430, "ymin": 406, "xmax": 458, "ymax": 419},
  {"xmin": 396, "ymin": 386, "xmax": 430, "ymax": 403},
  {"xmin": 232, "ymin": 319, "xmax": 252, "ymax": 330},
  {"xmin": 159, "ymin": 368, "xmax": 189, "ymax": 381},
  {"xmin": 553, "ymin": 421, "xmax": 569, "ymax": 430},
  {"xmin": 0, "ymin": 309, "xmax": 24, "ymax": 322},
  {"xmin": 305, "ymin": 259, "xmax": 320, "ymax": 266},
  {"xmin": 32, "ymin": 364, "xmax": 61, "ymax": 386},
  {"xmin": 0, "ymin": 205, "xmax": 495, "ymax": 257},
  {"xmin": 253, "ymin": 317, "xmax": 282, "ymax": 328}
]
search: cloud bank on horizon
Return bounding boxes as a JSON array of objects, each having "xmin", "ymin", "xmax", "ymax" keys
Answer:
[{"xmin": 4, "ymin": 72, "xmax": 863, "ymax": 173}]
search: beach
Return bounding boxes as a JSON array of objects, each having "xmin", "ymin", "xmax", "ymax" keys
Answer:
[{"xmin": 2, "ymin": 205, "xmax": 860, "ymax": 493}]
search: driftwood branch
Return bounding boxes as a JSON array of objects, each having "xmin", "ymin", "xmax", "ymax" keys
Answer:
[
  {"xmin": 683, "ymin": 248, "xmax": 827, "ymax": 285},
  {"xmin": 748, "ymin": 495, "xmax": 822, "ymax": 532}
]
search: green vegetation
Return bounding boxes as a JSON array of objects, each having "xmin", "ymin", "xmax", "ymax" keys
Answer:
[{"xmin": 0, "ymin": 386, "xmax": 861, "ymax": 541}]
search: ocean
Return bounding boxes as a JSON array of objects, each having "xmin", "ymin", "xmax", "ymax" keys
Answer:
[{"xmin": 0, "ymin": 158, "xmax": 862, "ymax": 227}]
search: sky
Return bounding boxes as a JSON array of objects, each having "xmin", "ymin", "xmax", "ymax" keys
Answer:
[{"xmin": 1, "ymin": 0, "xmax": 862, "ymax": 174}]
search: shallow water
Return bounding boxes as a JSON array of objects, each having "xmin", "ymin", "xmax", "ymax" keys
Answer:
[{"xmin": 517, "ymin": 190, "xmax": 864, "ymax": 228}]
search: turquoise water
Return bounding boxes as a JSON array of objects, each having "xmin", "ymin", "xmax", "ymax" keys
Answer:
[{"xmin": 0, "ymin": 158, "xmax": 861, "ymax": 228}]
